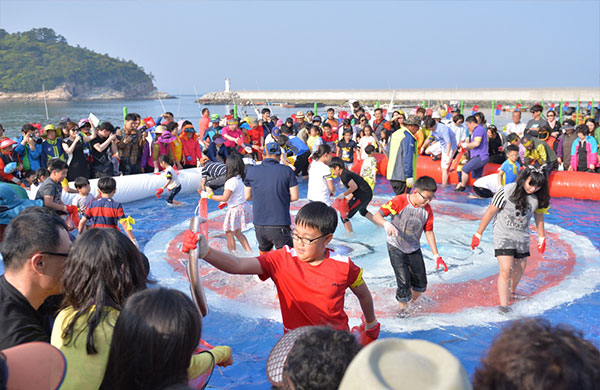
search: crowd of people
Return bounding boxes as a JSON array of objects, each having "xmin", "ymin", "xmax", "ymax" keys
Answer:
[{"xmin": 1, "ymin": 100, "xmax": 599, "ymax": 389}]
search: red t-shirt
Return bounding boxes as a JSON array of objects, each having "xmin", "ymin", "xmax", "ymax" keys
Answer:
[
  {"xmin": 322, "ymin": 132, "xmax": 338, "ymax": 144},
  {"xmin": 248, "ymin": 127, "xmax": 263, "ymax": 145},
  {"xmin": 257, "ymin": 246, "xmax": 362, "ymax": 332}
]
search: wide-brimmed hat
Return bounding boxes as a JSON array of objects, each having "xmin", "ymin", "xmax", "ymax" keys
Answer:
[
  {"xmin": 404, "ymin": 115, "xmax": 421, "ymax": 126},
  {"xmin": 339, "ymin": 338, "xmax": 472, "ymax": 390},
  {"xmin": 1, "ymin": 342, "xmax": 67, "ymax": 390},
  {"xmin": 432, "ymin": 111, "xmax": 442, "ymax": 119},
  {"xmin": 42, "ymin": 124, "xmax": 62, "ymax": 137},
  {"xmin": 154, "ymin": 125, "xmax": 167, "ymax": 134},
  {"xmin": 296, "ymin": 111, "xmax": 305, "ymax": 119}
]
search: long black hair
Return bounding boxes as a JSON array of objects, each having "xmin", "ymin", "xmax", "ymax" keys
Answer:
[
  {"xmin": 100, "ymin": 288, "xmax": 202, "ymax": 390},
  {"xmin": 509, "ymin": 167, "xmax": 550, "ymax": 213},
  {"xmin": 225, "ymin": 152, "xmax": 246, "ymax": 181},
  {"xmin": 60, "ymin": 228, "xmax": 149, "ymax": 354},
  {"xmin": 312, "ymin": 143, "xmax": 331, "ymax": 161}
]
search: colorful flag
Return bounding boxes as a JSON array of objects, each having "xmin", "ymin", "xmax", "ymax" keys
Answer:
[
  {"xmin": 495, "ymin": 104, "xmax": 502, "ymax": 116},
  {"xmin": 515, "ymin": 103, "xmax": 522, "ymax": 111},
  {"xmin": 471, "ymin": 105, "xmax": 479, "ymax": 115},
  {"xmin": 549, "ymin": 103, "xmax": 555, "ymax": 111},
  {"xmin": 563, "ymin": 102, "xmax": 570, "ymax": 112},
  {"xmin": 587, "ymin": 101, "xmax": 592, "ymax": 110},
  {"xmin": 144, "ymin": 116, "xmax": 156, "ymax": 127}
]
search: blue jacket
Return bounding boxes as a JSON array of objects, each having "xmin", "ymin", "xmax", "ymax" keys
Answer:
[
  {"xmin": 41, "ymin": 139, "xmax": 66, "ymax": 167},
  {"xmin": 14, "ymin": 135, "xmax": 43, "ymax": 171}
]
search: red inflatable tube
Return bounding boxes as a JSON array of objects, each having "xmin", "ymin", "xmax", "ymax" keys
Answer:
[{"xmin": 352, "ymin": 154, "xmax": 600, "ymax": 201}]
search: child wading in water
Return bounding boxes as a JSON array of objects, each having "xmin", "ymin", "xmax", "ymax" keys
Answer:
[
  {"xmin": 182, "ymin": 201, "xmax": 380, "ymax": 338},
  {"xmin": 372, "ymin": 176, "xmax": 447, "ymax": 314},
  {"xmin": 471, "ymin": 167, "xmax": 549, "ymax": 312},
  {"xmin": 203, "ymin": 153, "xmax": 252, "ymax": 253},
  {"xmin": 157, "ymin": 155, "xmax": 183, "ymax": 206}
]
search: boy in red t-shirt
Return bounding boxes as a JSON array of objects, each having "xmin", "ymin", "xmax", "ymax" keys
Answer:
[
  {"xmin": 372, "ymin": 176, "xmax": 447, "ymax": 313},
  {"xmin": 182, "ymin": 202, "xmax": 380, "ymax": 337}
]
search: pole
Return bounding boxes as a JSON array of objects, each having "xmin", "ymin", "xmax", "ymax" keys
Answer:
[
  {"xmin": 376, "ymin": 101, "xmax": 380, "ymax": 109},
  {"xmin": 42, "ymin": 84, "xmax": 49, "ymax": 121},
  {"xmin": 123, "ymin": 106, "xmax": 128, "ymax": 125},
  {"xmin": 314, "ymin": 102, "xmax": 318, "ymax": 116},
  {"xmin": 460, "ymin": 100, "xmax": 464, "ymax": 114},
  {"xmin": 158, "ymin": 96, "xmax": 167, "ymax": 113},
  {"xmin": 559, "ymin": 99, "xmax": 564, "ymax": 122},
  {"xmin": 491, "ymin": 99, "xmax": 496, "ymax": 125},
  {"xmin": 576, "ymin": 99, "xmax": 580, "ymax": 124},
  {"xmin": 592, "ymin": 99, "xmax": 595, "ymax": 119},
  {"xmin": 422, "ymin": 100, "xmax": 426, "ymax": 109},
  {"xmin": 233, "ymin": 105, "xmax": 238, "ymax": 119}
]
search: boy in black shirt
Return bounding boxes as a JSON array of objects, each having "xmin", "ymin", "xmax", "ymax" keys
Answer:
[{"xmin": 329, "ymin": 157, "xmax": 375, "ymax": 233}]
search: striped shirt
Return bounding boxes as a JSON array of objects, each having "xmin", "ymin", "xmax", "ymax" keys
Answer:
[
  {"xmin": 84, "ymin": 197, "xmax": 125, "ymax": 230},
  {"xmin": 202, "ymin": 161, "xmax": 226, "ymax": 178}
]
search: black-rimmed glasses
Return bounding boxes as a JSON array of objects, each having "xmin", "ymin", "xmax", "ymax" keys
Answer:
[{"xmin": 291, "ymin": 232, "xmax": 328, "ymax": 246}]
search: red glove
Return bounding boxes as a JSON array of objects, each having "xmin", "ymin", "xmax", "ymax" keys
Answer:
[
  {"xmin": 218, "ymin": 202, "xmax": 228, "ymax": 210},
  {"xmin": 365, "ymin": 320, "xmax": 381, "ymax": 341},
  {"xmin": 435, "ymin": 255, "xmax": 448, "ymax": 272},
  {"xmin": 155, "ymin": 188, "xmax": 164, "ymax": 198},
  {"xmin": 471, "ymin": 233, "xmax": 481, "ymax": 250},
  {"xmin": 537, "ymin": 237, "xmax": 546, "ymax": 254},
  {"xmin": 154, "ymin": 171, "xmax": 161, "ymax": 175},
  {"xmin": 65, "ymin": 205, "xmax": 78, "ymax": 214},
  {"xmin": 181, "ymin": 230, "xmax": 199, "ymax": 253}
]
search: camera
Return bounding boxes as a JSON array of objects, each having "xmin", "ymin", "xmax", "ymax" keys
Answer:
[{"xmin": 32, "ymin": 136, "xmax": 43, "ymax": 144}]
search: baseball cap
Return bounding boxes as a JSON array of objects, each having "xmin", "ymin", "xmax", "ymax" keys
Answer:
[
  {"xmin": 312, "ymin": 115, "xmax": 322, "ymax": 123},
  {"xmin": 266, "ymin": 142, "xmax": 281, "ymax": 155},
  {"xmin": 1, "ymin": 342, "xmax": 66, "ymax": 390},
  {"xmin": 339, "ymin": 338, "xmax": 472, "ymax": 390},
  {"xmin": 432, "ymin": 111, "xmax": 442, "ymax": 119},
  {"xmin": 0, "ymin": 139, "xmax": 16, "ymax": 149},
  {"xmin": 404, "ymin": 115, "xmax": 421, "ymax": 126},
  {"xmin": 210, "ymin": 114, "xmax": 221, "ymax": 122}
]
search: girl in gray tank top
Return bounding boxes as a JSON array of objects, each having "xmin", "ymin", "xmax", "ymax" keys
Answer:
[{"xmin": 470, "ymin": 167, "xmax": 550, "ymax": 310}]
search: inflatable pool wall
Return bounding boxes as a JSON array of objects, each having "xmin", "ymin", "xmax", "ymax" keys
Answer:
[
  {"xmin": 58, "ymin": 167, "xmax": 203, "ymax": 204},
  {"xmin": 353, "ymin": 154, "xmax": 600, "ymax": 201}
]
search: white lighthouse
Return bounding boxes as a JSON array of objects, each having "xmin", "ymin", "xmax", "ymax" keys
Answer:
[{"xmin": 225, "ymin": 78, "xmax": 230, "ymax": 93}]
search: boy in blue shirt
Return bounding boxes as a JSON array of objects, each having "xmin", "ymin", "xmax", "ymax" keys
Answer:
[{"xmin": 498, "ymin": 144, "xmax": 521, "ymax": 187}]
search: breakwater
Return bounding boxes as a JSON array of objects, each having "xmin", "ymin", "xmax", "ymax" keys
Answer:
[{"xmin": 197, "ymin": 87, "xmax": 600, "ymax": 106}]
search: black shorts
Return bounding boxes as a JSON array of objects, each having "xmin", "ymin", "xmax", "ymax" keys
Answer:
[
  {"xmin": 294, "ymin": 151, "xmax": 310, "ymax": 177},
  {"xmin": 342, "ymin": 192, "xmax": 373, "ymax": 223},
  {"xmin": 166, "ymin": 185, "xmax": 182, "ymax": 203},
  {"xmin": 254, "ymin": 225, "xmax": 293, "ymax": 253},
  {"xmin": 387, "ymin": 244, "xmax": 427, "ymax": 302},
  {"xmin": 390, "ymin": 180, "xmax": 409, "ymax": 195},
  {"xmin": 494, "ymin": 249, "xmax": 530, "ymax": 259}
]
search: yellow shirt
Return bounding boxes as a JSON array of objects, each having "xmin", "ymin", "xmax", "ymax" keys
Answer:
[
  {"xmin": 51, "ymin": 306, "xmax": 118, "ymax": 390},
  {"xmin": 51, "ymin": 306, "xmax": 232, "ymax": 390},
  {"xmin": 172, "ymin": 136, "xmax": 183, "ymax": 163}
]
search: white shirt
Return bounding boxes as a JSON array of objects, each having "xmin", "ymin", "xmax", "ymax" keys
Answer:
[
  {"xmin": 449, "ymin": 122, "xmax": 469, "ymax": 143},
  {"xmin": 224, "ymin": 175, "xmax": 246, "ymax": 207},
  {"xmin": 358, "ymin": 136, "xmax": 377, "ymax": 159},
  {"xmin": 504, "ymin": 122, "xmax": 526, "ymax": 137},
  {"xmin": 473, "ymin": 173, "xmax": 500, "ymax": 194},
  {"xmin": 164, "ymin": 166, "xmax": 180, "ymax": 190},
  {"xmin": 307, "ymin": 160, "xmax": 333, "ymax": 206}
]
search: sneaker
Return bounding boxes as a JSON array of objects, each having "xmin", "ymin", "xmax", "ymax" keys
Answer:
[
  {"xmin": 432, "ymin": 155, "xmax": 441, "ymax": 161},
  {"xmin": 454, "ymin": 186, "xmax": 466, "ymax": 192},
  {"xmin": 166, "ymin": 202, "xmax": 175, "ymax": 207}
]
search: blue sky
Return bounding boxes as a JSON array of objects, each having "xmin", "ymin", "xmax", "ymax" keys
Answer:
[{"xmin": 1, "ymin": 0, "xmax": 599, "ymax": 94}]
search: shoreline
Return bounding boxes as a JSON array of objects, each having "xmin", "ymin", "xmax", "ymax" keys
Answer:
[{"xmin": 0, "ymin": 84, "xmax": 175, "ymax": 102}]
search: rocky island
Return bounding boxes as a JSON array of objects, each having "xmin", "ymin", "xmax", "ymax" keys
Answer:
[{"xmin": 0, "ymin": 28, "xmax": 171, "ymax": 101}]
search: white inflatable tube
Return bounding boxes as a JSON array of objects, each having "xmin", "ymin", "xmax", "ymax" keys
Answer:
[{"xmin": 60, "ymin": 167, "xmax": 203, "ymax": 205}]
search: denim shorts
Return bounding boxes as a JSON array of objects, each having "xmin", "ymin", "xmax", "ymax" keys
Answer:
[{"xmin": 387, "ymin": 244, "xmax": 427, "ymax": 302}]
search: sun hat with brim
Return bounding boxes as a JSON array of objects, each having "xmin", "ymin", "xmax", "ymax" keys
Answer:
[
  {"xmin": 404, "ymin": 115, "xmax": 421, "ymax": 127},
  {"xmin": 182, "ymin": 124, "xmax": 196, "ymax": 133},
  {"xmin": 154, "ymin": 125, "xmax": 166, "ymax": 135},
  {"xmin": 78, "ymin": 119, "xmax": 91, "ymax": 128},
  {"xmin": 296, "ymin": 111, "xmax": 305, "ymax": 119},
  {"xmin": 42, "ymin": 124, "xmax": 62, "ymax": 137},
  {"xmin": 432, "ymin": 111, "xmax": 442, "ymax": 119},
  {"xmin": 0, "ymin": 139, "xmax": 16, "ymax": 149},
  {"xmin": 338, "ymin": 338, "xmax": 472, "ymax": 390},
  {"xmin": 213, "ymin": 136, "xmax": 225, "ymax": 144},
  {"xmin": 266, "ymin": 326, "xmax": 312, "ymax": 386},
  {"xmin": 1, "ymin": 342, "xmax": 67, "ymax": 390}
]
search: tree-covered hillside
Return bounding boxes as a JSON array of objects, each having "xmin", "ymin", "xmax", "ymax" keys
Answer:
[{"xmin": 0, "ymin": 28, "xmax": 156, "ymax": 94}]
